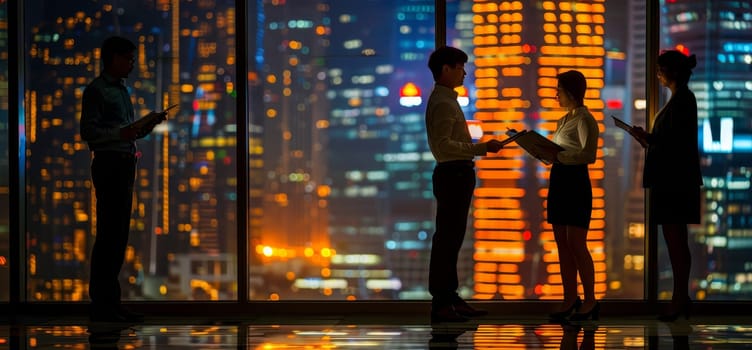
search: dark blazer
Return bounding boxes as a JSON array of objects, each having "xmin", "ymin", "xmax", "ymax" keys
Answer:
[{"xmin": 643, "ymin": 86, "xmax": 702, "ymax": 189}]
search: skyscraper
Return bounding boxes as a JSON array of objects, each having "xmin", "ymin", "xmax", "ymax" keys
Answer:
[
  {"xmin": 248, "ymin": 1, "xmax": 333, "ymax": 300},
  {"xmin": 470, "ymin": 0, "xmax": 607, "ymax": 300},
  {"xmin": 25, "ymin": 1, "xmax": 241, "ymax": 301},
  {"xmin": 661, "ymin": 0, "xmax": 752, "ymax": 300}
]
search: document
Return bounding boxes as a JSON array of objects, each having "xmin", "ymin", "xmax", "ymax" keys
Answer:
[
  {"xmin": 127, "ymin": 104, "xmax": 177, "ymax": 130},
  {"xmin": 611, "ymin": 115, "xmax": 648, "ymax": 148},
  {"xmin": 505, "ymin": 129, "xmax": 564, "ymax": 165},
  {"xmin": 612, "ymin": 115, "xmax": 632, "ymax": 132},
  {"xmin": 497, "ymin": 130, "xmax": 526, "ymax": 147}
]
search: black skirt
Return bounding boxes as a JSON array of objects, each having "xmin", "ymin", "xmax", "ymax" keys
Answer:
[
  {"xmin": 547, "ymin": 163, "xmax": 592, "ymax": 229},
  {"xmin": 649, "ymin": 186, "xmax": 701, "ymax": 224}
]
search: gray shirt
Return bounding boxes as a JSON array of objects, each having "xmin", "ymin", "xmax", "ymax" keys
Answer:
[
  {"xmin": 425, "ymin": 84, "xmax": 487, "ymax": 162},
  {"xmin": 80, "ymin": 72, "xmax": 136, "ymax": 153}
]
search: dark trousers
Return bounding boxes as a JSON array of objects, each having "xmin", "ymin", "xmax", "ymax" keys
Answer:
[
  {"xmin": 428, "ymin": 160, "xmax": 475, "ymax": 307},
  {"xmin": 89, "ymin": 152, "xmax": 137, "ymax": 308}
]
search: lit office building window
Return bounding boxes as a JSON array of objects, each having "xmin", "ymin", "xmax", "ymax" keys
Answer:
[
  {"xmin": 468, "ymin": 0, "xmax": 607, "ymax": 300},
  {"xmin": 25, "ymin": 1, "xmax": 238, "ymax": 301},
  {"xmin": 661, "ymin": 0, "xmax": 752, "ymax": 301}
]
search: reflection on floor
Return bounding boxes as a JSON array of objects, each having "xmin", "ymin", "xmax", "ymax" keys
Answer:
[{"xmin": 2, "ymin": 316, "xmax": 751, "ymax": 349}]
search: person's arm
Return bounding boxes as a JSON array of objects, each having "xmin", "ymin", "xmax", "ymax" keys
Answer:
[
  {"xmin": 663, "ymin": 92, "xmax": 698, "ymax": 163},
  {"xmin": 556, "ymin": 116, "xmax": 599, "ymax": 164},
  {"xmin": 429, "ymin": 102, "xmax": 488, "ymax": 156},
  {"xmin": 134, "ymin": 111, "xmax": 168, "ymax": 139},
  {"xmin": 666, "ymin": 94, "xmax": 697, "ymax": 146},
  {"xmin": 80, "ymin": 87, "xmax": 134, "ymax": 142}
]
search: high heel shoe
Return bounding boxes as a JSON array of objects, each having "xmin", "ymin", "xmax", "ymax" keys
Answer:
[
  {"xmin": 658, "ymin": 297, "xmax": 691, "ymax": 322},
  {"xmin": 549, "ymin": 296, "xmax": 582, "ymax": 320},
  {"xmin": 569, "ymin": 301, "xmax": 600, "ymax": 321}
]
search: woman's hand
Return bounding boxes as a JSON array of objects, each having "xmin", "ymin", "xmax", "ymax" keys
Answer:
[{"xmin": 629, "ymin": 126, "xmax": 649, "ymax": 148}]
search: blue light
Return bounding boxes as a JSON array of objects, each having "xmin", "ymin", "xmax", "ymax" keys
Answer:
[
  {"xmin": 385, "ymin": 241, "xmax": 397, "ymax": 250},
  {"xmin": 734, "ymin": 135, "xmax": 752, "ymax": 152}
]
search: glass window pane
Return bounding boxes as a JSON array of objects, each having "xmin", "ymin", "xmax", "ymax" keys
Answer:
[
  {"xmin": 448, "ymin": 0, "xmax": 644, "ymax": 300},
  {"xmin": 659, "ymin": 1, "xmax": 752, "ymax": 301},
  {"xmin": 248, "ymin": 0, "xmax": 645, "ymax": 301},
  {"xmin": 25, "ymin": 1, "xmax": 237, "ymax": 302},
  {"xmin": 0, "ymin": 0, "xmax": 8, "ymax": 302},
  {"xmin": 248, "ymin": 0, "xmax": 437, "ymax": 300}
]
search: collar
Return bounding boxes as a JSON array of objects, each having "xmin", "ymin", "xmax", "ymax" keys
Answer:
[
  {"xmin": 565, "ymin": 105, "xmax": 588, "ymax": 120},
  {"xmin": 434, "ymin": 84, "xmax": 458, "ymax": 98},
  {"xmin": 101, "ymin": 71, "xmax": 126, "ymax": 86}
]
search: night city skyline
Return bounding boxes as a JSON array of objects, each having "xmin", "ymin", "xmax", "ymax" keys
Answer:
[{"xmin": 1, "ymin": 0, "xmax": 751, "ymax": 303}]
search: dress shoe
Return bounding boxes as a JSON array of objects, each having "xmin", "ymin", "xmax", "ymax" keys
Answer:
[
  {"xmin": 549, "ymin": 296, "xmax": 582, "ymax": 321},
  {"xmin": 430, "ymin": 305, "xmax": 468, "ymax": 323},
  {"xmin": 569, "ymin": 301, "xmax": 600, "ymax": 321},
  {"xmin": 452, "ymin": 299, "xmax": 488, "ymax": 318}
]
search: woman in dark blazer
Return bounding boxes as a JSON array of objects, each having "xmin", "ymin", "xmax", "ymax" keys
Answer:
[{"xmin": 632, "ymin": 50, "xmax": 702, "ymax": 321}]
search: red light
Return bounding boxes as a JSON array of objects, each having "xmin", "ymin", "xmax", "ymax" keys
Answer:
[
  {"xmin": 400, "ymin": 82, "xmax": 421, "ymax": 97},
  {"xmin": 534, "ymin": 284, "xmax": 543, "ymax": 295},
  {"xmin": 606, "ymin": 99, "xmax": 623, "ymax": 109},
  {"xmin": 675, "ymin": 44, "xmax": 690, "ymax": 56},
  {"xmin": 523, "ymin": 230, "xmax": 532, "ymax": 241}
]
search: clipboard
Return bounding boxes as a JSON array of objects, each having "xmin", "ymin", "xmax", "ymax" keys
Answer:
[{"xmin": 505, "ymin": 128, "xmax": 564, "ymax": 165}]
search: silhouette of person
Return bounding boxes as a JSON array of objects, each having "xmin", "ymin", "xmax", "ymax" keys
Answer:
[
  {"xmin": 87, "ymin": 323, "xmax": 134, "ymax": 349},
  {"xmin": 647, "ymin": 321, "xmax": 692, "ymax": 350},
  {"xmin": 80, "ymin": 36, "xmax": 167, "ymax": 322},
  {"xmin": 429, "ymin": 323, "xmax": 478, "ymax": 349},
  {"xmin": 559, "ymin": 323, "xmax": 597, "ymax": 350},
  {"xmin": 425, "ymin": 46, "xmax": 505, "ymax": 323},
  {"xmin": 630, "ymin": 50, "xmax": 701, "ymax": 322},
  {"xmin": 546, "ymin": 70, "xmax": 600, "ymax": 322}
]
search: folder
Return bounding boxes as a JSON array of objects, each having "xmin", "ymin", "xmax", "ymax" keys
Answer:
[
  {"xmin": 496, "ymin": 130, "xmax": 526, "ymax": 147},
  {"xmin": 505, "ymin": 129, "xmax": 564, "ymax": 165}
]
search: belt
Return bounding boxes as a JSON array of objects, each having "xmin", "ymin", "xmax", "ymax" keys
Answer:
[
  {"xmin": 437, "ymin": 160, "xmax": 474, "ymax": 168},
  {"xmin": 93, "ymin": 151, "xmax": 136, "ymax": 160}
]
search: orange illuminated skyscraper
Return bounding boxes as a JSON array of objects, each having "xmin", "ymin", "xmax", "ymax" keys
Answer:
[{"xmin": 470, "ymin": 0, "xmax": 607, "ymax": 300}]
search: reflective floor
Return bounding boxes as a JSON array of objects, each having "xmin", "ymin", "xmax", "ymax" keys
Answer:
[{"xmin": 3, "ymin": 315, "xmax": 752, "ymax": 349}]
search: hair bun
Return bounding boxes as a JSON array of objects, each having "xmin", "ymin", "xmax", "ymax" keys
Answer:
[{"xmin": 687, "ymin": 54, "xmax": 697, "ymax": 69}]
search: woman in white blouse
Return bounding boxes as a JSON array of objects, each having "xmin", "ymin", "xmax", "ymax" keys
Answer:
[{"xmin": 546, "ymin": 70, "xmax": 600, "ymax": 322}]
